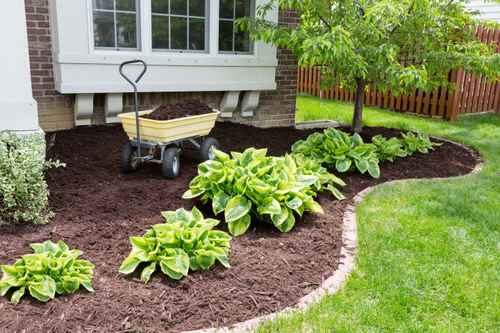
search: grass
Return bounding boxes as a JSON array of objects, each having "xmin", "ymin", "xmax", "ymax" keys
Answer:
[{"xmin": 257, "ymin": 95, "xmax": 500, "ymax": 332}]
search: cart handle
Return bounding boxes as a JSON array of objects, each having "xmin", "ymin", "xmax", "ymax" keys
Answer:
[
  {"xmin": 119, "ymin": 59, "xmax": 147, "ymax": 160},
  {"xmin": 119, "ymin": 60, "xmax": 147, "ymax": 90}
]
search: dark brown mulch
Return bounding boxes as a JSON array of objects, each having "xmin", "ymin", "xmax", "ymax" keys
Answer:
[
  {"xmin": 142, "ymin": 101, "xmax": 213, "ymax": 121},
  {"xmin": 0, "ymin": 123, "xmax": 478, "ymax": 333}
]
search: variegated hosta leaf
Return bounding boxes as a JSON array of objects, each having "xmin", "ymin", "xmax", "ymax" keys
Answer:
[
  {"xmin": 119, "ymin": 207, "xmax": 231, "ymax": 282},
  {"xmin": 0, "ymin": 241, "xmax": 94, "ymax": 304},
  {"xmin": 184, "ymin": 147, "xmax": 346, "ymax": 236}
]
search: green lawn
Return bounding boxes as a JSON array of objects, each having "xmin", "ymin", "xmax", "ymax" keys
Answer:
[{"xmin": 257, "ymin": 95, "xmax": 500, "ymax": 332}]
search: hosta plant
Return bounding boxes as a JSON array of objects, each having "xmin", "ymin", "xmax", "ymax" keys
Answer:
[
  {"xmin": 183, "ymin": 148, "xmax": 345, "ymax": 236},
  {"xmin": 401, "ymin": 132, "xmax": 441, "ymax": 155},
  {"xmin": 292, "ymin": 128, "xmax": 381, "ymax": 178},
  {"xmin": 372, "ymin": 135, "xmax": 408, "ymax": 162},
  {"xmin": 0, "ymin": 241, "xmax": 94, "ymax": 304},
  {"xmin": 119, "ymin": 207, "xmax": 231, "ymax": 282}
]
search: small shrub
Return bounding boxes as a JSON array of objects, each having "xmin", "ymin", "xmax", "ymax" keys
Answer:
[
  {"xmin": 0, "ymin": 132, "xmax": 63, "ymax": 224},
  {"xmin": 292, "ymin": 128, "xmax": 381, "ymax": 178},
  {"xmin": 0, "ymin": 241, "xmax": 95, "ymax": 304},
  {"xmin": 119, "ymin": 207, "xmax": 231, "ymax": 281},
  {"xmin": 372, "ymin": 135, "xmax": 408, "ymax": 162},
  {"xmin": 183, "ymin": 148, "xmax": 345, "ymax": 236},
  {"xmin": 401, "ymin": 132, "xmax": 441, "ymax": 155}
]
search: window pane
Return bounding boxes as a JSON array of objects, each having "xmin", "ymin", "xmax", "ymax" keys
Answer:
[
  {"xmin": 171, "ymin": 0, "xmax": 187, "ymax": 15},
  {"xmin": 219, "ymin": 20, "xmax": 233, "ymax": 51},
  {"xmin": 152, "ymin": 0, "xmax": 169, "ymax": 14},
  {"xmin": 94, "ymin": 11, "xmax": 115, "ymax": 47},
  {"xmin": 235, "ymin": 29, "xmax": 250, "ymax": 52},
  {"xmin": 171, "ymin": 17, "xmax": 187, "ymax": 49},
  {"xmin": 235, "ymin": 0, "xmax": 251, "ymax": 18},
  {"xmin": 116, "ymin": 0, "xmax": 136, "ymax": 11},
  {"xmin": 189, "ymin": 18, "xmax": 205, "ymax": 50},
  {"xmin": 93, "ymin": 0, "xmax": 113, "ymax": 10},
  {"xmin": 189, "ymin": 0, "xmax": 205, "ymax": 17},
  {"xmin": 152, "ymin": 15, "xmax": 169, "ymax": 49},
  {"xmin": 220, "ymin": 0, "xmax": 234, "ymax": 19},
  {"xmin": 116, "ymin": 13, "xmax": 137, "ymax": 48}
]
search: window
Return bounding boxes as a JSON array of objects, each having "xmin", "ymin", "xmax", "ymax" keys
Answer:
[
  {"xmin": 151, "ymin": 0, "xmax": 208, "ymax": 52},
  {"xmin": 92, "ymin": 0, "xmax": 140, "ymax": 49},
  {"xmin": 219, "ymin": 0, "xmax": 253, "ymax": 53}
]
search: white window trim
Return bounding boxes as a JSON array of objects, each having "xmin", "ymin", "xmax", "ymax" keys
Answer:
[
  {"xmin": 87, "ymin": 0, "xmax": 258, "ymax": 57},
  {"xmin": 218, "ymin": 0, "xmax": 256, "ymax": 55},
  {"xmin": 91, "ymin": 0, "xmax": 142, "ymax": 51},
  {"xmin": 151, "ymin": 0, "xmax": 211, "ymax": 53}
]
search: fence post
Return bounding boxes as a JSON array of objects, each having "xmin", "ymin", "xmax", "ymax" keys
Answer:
[
  {"xmin": 445, "ymin": 69, "xmax": 464, "ymax": 120},
  {"xmin": 494, "ymin": 83, "xmax": 500, "ymax": 113}
]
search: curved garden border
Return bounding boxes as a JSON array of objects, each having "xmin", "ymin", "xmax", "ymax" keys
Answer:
[{"xmin": 187, "ymin": 137, "xmax": 483, "ymax": 333}]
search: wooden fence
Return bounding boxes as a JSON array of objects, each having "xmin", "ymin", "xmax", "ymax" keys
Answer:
[{"xmin": 297, "ymin": 27, "xmax": 500, "ymax": 120}]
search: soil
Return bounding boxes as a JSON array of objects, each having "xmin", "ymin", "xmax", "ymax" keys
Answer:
[
  {"xmin": 0, "ymin": 123, "xmax": 478, "ymax": 333},
  {"xmin": 142, "ymin": 101, "xmax": 213, "ymax": 121}
]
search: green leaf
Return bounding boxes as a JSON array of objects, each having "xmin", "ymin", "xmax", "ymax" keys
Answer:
[
  {"xmin": 119, "ymin": 255, "xmax": 143, "ymax": 275},
  {"xmin": 194, "ymin": 250, "xmax": 217, "ymax": 270},
  {"xmin": 368, "ymin": 161, "xmax": 381, "ymax": 178},
  {"xmin": 355, "ymin": 159, "xmax": 369, "ymax": 174},
  {"xmin": 159, "ymin": 251, "xmax": 190, "ymax": 280},
  {"xmin": 62, "ymin": 277, "xmax": 80, "ymax": 294},
  {"xmin": 212, "ymin": 191, "xmax": 230, "ymax": 215},
  {"xmin": 10, "ymin": 287, "xmax": 25, "ymax": 305},
  {"xmin": 28, "ymin": 276, "xmax": 56, "ymax": 303},
  {"xmin": 228, "ymin": 214, "xmax": 251, "ymax": 236},
  {"xmin": 336, "ymin": 159, "xmax": 352, "ymax": 172},
  {"xmin": 275, "ymin": 209, "xmax": 296, "ymax": 233},
  {"xmin": 130, "ymin": 237, "xmax": 149, "ymax": 251},
  {"xmin": 81, "ymin": 280, "xmax": 94, "ymax": 293},
  {"xmin": 140, "ymin": 262, "xmax": 157, "ymax": 283},
  {"xmin": 224, "ymin": 196, "xmax": 252, "ymax": 223},
  {"xmin": 327, "ymin": 184, "xmax": 346, "ymax": 200},
  {"xmin": 286, "ymin": 196, "xmax": 303, "ymax": 210},
  {"xmin": 258, "ymin": 197, "xmax": 282, "ymax": 216},
  {"xmin": 182, "ymin": 188, "xmax": 204, "ymax": 199},
  {"xmin": 304, "ymin": 199, "xmax": 324, "ymax": 214}
]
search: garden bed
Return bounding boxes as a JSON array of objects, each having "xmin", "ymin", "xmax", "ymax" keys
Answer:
[{"xmin": 0, "ymin": 123, "xmax": 478, "ymax": 332}]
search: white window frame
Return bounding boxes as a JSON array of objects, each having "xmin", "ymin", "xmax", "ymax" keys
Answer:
[
  {"xmin": 91, "ymin": 0, "xmax": 141, "ymax": 51},
  {"xmin": 218, "ymin": 0, "xmax": 255, "ymax": 55},
  {"xmin": 151, "ymin": 0, "xmax": 210, "ymax": 54}
]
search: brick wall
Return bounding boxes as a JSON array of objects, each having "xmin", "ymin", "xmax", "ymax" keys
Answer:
[
  {"xmin": 25, "ymin": 2, "xmax": 298, "ymax": 131},
  {"xmin": 25, "ymin": 0, "xmax": 74, "ymax": 132}
]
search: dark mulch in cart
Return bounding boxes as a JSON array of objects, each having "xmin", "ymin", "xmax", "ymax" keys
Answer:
[
  {"xmin": 142, "ymin": 101, "xmax": 213, "ymax": 121},
  {"xmin": 0, "ymin": 123, "xmax": 478, "ymax": 333}
]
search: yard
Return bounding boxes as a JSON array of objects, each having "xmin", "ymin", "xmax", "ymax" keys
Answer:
[
  {"xmin": 255, "ymin": 95, "xmax": 500, "ymax": 332},
  {"xmin": 1, "ymin": 96, "xmax": 494, "ymax": 332}
]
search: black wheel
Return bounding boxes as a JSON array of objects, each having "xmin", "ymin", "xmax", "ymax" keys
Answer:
[
  {"xmin": 121, "ymin": 142, "xmax": 140, "ymax": 173},
  {"xmin": 162, "ymin": 147, "xmax": 181, "ymax": 179},
  {"xmin": 200, "ymin": 137, "xmax": 220, "ymax": 161}
]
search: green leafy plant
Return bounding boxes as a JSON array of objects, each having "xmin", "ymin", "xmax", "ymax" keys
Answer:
[
  {"xmin": 372, "ymin": 135, "xmax": 408, "ymax": 162},
  {"xmin": 292, "ymin": 128, "xmax": 381, "ymax": 178},
  {"xmin": 119, "ymin": 207, "xmax": 231, "ymax": 282},
  {"xmin": 0, "ymin": 241, "xmax": 94, "ymax": 304},
  {"xmin": 401, "ymin": 132, "xmax": 441, "ymax": 155},
  {"xmin": 183, "ymin": 148, "xmax": 345, "ymax": 236},
  {"xmin": 0, "ymin": 132, "xmax": 64, "ymax": 224}
]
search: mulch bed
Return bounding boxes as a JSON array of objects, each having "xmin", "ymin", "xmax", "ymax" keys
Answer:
[{"xmin": 0, "ymin": 123, "xmax": 478, "ymax": 333}]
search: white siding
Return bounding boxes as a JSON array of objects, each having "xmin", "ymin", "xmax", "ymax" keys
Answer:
[{"xmin": 467, "ymin": 0, "xmax": 500, "ymax": 22}]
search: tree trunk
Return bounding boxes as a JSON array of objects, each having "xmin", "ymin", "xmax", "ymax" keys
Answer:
[{"xmin": 352, "ymin": 79, "xmax": 366, "ymax": 133}]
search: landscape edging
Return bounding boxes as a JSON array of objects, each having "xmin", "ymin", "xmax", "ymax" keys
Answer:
[{"xmin": 186, "ymin": 137, "xmax": 483, "ymax": 333}]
